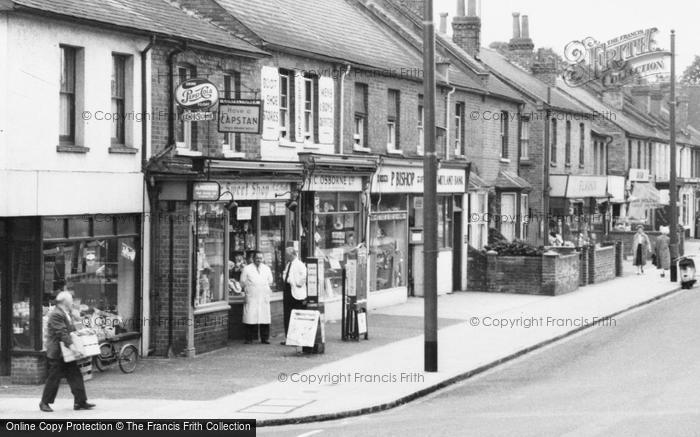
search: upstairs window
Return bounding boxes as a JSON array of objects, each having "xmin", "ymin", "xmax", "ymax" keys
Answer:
[
  {"xmin": 111, "ymin": 54, "xmax": 127, "ymax": 145},
  {"xmin": 176, "ymin": 64, "xmax": 197, "ymax": 150},
  {"xmin": 60, "ymin": 46, "xmax": 77, "ymax": 144},
  {"xmin": 387, "ymin": 89, "xmax": 400, "ymax": 152},
  {"xmin": 279, "ymin": 70, "xmax": 291, "ymax": 141},
  {"xmin": 354, "ymin": 83, "xmax": 368, "ymax": 149},
  {"xmin": 500, "ymin": 111, "xmax": 509, "ymax": 159},
  {"xmin": 579, "ymin": 123, "xmax": 585, "ymax": 167},
  {"xmin": 223, "ymin": 72, "xmax": 242, "ymax": 152},
  {"xmin": 303, "ymin": 76, "xmax": 315, "ymax": 142},
  {"xmin": 417, "ymin": 94, "xmax": 424, "ymax": 155},
  {"xmin": 519, "ymin": 117, "xmax": 530, "ymax": 159},
  {"xmin": 550, "ymin": 118, "xmax": 558, "ymax": 164},
  {"xmin": 455, "ymin": 102, "xmax": 465, "ymax": 156},
  {"xmin": 565, "ymin": 120, "xmax": 572, "ymax": 166}
]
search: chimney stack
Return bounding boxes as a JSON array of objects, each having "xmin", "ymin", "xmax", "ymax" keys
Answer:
[
  {"xmin": 531, "ymin": 48, "xmax": 558, "ymax": 87},
  {"xmin": 439, "ymin": 12, "xmax": 448, "ymax": 34},
  {"xmin": 512, "ymin": 12, "xmax": 521, "ymax": 39},
  {"xmin": 507, "ymin": 12, "xmax": 535, "ymax": 68},
  {"xmin": 521, "ymin": 15, "xmax": 530, "ymax": 39},
  {"xmin": 452, "ymin": 0, "xmax": 481, "ymax": 57}
]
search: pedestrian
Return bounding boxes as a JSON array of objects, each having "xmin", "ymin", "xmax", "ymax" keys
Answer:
[
  {"xmin": 632, "ymin": 225, "xmax": 651, "ymax": 275},
  {"xmin": 655, "ymin": 226, "xmax": 671, "ymax": 277},
  {"xmin": 281, "ymin": 246, "xmax": 307, "ymax": 345},
  {"xmin": 40, "ymin": 291, "xmax": 95, "ymax": 412},
  {"xmin": 240, "ymin": 251, "xmax": 273, "ymax": 344}
]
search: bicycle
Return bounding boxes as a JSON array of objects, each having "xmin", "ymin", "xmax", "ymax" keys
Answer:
[{"xmin": 92, "ymin": 338, "xmax": 138, "ymax": 374}]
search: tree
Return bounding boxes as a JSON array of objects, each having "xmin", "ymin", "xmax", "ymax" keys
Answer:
[{"xmin": 681, "ymin": 55, "xmax": 700, "ymax": 85}]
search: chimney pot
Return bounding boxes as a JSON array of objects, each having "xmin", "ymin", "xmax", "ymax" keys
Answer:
[
  {"xmin": 467, "ymin": 0, "xmax": 477, "ymax": 17},
  {"xmin": 456, "ymin": 0, "xmax": 465, "ymax": 17},
  {"xmin": 439, "ymin": 13, "xmax": 448, "ymax": 34},
  {"xmin": 521, "ymin": 15, "xmax": 530, "ymax": 39},
  {"xmin": 512, "ymin": 12, "xmax": 521, "ymax": 40}
]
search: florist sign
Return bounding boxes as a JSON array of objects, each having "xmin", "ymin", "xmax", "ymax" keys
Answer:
[{"xmin": 563, "ymin": 28, "xmax": 671, "ymax": 88}]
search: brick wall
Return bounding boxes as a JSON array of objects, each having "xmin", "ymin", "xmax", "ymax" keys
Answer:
[
  {"xmin": 467, "ymin": 246, "xmax": 487, "ymax": 291},
  {"xmin": 592, "ymin": 246, "xmax": 615, "ymax": 283},
  {"xmin": 486, "ymin": 251, "xmax": 580, "ymax": 296},
  {"xmin": 11, "ymin": 353, "xmax": 47, "ymax": 385},
  {"xmin": 150, "ymin": 43, "xmax": 260, "ymax": 158},
  {"xmin": 610, "ymin": 230, "xmax": 685, "ymax": 259},
  {"xmin": 193, "ymin": 310, "xmax": 229, "ymax": 354},
  {"xmin": 152, "ymin": 201, "xmax": 193, "ymax": 357}
]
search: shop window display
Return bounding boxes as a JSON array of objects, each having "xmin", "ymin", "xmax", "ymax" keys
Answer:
[
  {"xmin": 41, "ymin": 215, "xmax": 140, "ymax": 344},
  {"xmin": 311, "ymin": 192, "xmax": 360, "ymax": 301},
  {"xmin": 196, "ymin": 203, "xmax": 226, "ymax": 306},
  {"xmin": 370, "ymin": 195, "xmax": 407, "ymax": 291}
]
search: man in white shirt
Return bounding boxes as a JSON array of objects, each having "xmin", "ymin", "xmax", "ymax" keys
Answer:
[
  {"xmin": 282, "ymin": 246, "xmax": 307, "ymax": 344},
  {"xmin": 240, "ymin": 252, "xmax": 273, "ymax": 344}
]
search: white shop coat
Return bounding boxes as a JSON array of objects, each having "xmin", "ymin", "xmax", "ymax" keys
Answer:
[
  {"xmin": 240, "ymin": 263, "xmax": 273, "ymax": 325},
  {"xmin": 284, "ymin": 258, "xmax": 308, "ymax": 300}
]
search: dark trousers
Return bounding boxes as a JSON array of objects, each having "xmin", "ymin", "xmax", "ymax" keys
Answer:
[
  {"xmin": 244, "ymin": 324, "xmax": 270, "ymax": 342},
  {"xmin": 41, "ymin": 358, "xmax": 87, "ymax": 405},
  {"xmin": 283, "ymin": 290, "xmax": 306, "ymax": 335}
]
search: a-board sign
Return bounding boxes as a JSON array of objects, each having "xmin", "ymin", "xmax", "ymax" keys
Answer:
[{"xmin": 286, "ymin": 310, "xmax": 320, "ymax": 347}]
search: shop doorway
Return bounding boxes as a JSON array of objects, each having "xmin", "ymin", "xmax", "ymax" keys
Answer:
[{"xmin": 452, "ymin": 199, "xmax": 463, "ymax": 292}]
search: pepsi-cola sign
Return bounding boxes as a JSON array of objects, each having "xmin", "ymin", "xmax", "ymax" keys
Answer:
[{"xmin": 175, "ymin": 78, "xmax": 219, "ymax": 110}]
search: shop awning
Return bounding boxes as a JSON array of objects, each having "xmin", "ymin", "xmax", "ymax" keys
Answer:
[
  {"xmin": 494, "ymin": 170, "xmax": 531, "ymax": 191},
  {"xmin": 607, "ymin": 176, "xmax": 626, "ymax": 203},
  {"xmin": 548, "ymin": 174, "xmax": 610, "ymax": 199}
]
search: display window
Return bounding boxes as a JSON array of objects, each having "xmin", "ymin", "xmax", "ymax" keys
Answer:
[
  {"xmin": 370, "ymin": 194, "xmax": 407, "ymax": 292},
  {"xmin": 41, "ymin": 215, "xmax": 140, "ymax": 344},
  {"xmin": 229, "ymin": 200, "xmax": 289, "ymax": 295},
  {"xmin": 410, "ymin": 195, "xmax": 453, "ymax": 248},
  {"xmin": 195, "ymin": 203, "xmax": 227, "ymax": 307},
  {"xmin": 309, "ymin": 192, "xmax": 361, "ymax": 301}
]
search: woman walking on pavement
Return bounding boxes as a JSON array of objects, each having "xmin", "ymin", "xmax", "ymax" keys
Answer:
[
  {"xmin": 632, "ymin": 225, "xmax": 652, "ymax": 275},
  {"xmin": 655, "ymin": 226, "xmax": 671, "ymax": 278}
]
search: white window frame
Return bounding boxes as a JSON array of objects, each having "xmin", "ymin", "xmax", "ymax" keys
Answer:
[
  {"xmin": 520, "ymin": 193, "xmax": 529, "ymax": 240},
  {"xmin": 279, "ymin": 72, "xmax": 291, "ymax": 141},
  {"xmin": 520, "ymin": 118, "xmax": 530, "ymax": 159},
  {"xmin": 176, "ymin": 65, "xmax": 197, "ymax": 152},
  {"xmin": 387, "ymin": 89, "xmax": 400, "ymax": 153},
  {"xmin": 417, "ymin": 101, "xmax": 424, "ymax": 155},
  {"xmin": 500, "ymin": 193, "xmax": 517, "ymax": 241},
  {"xmin": 222, "ymin": 73, "xmax": 236, "ymax": 152},
  {"xmin": 303, "ymin": 76, "xmax": 314, "ymax": 142},
  {"xmin": 500, "ymin": 111, "xmax": 509, "ymax": 159},
  {"xmin": 454, "ymin": 102, "xmax": 464, "ymax": 156}
]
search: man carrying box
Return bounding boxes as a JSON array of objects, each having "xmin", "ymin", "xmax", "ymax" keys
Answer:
[{"xmin": 39, "ymin": 291, "xmax": 95, "ymax": 412}]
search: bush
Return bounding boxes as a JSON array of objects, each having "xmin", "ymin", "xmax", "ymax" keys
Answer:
[
  {"xmin": 488, "ymin": 228, "xmax": 507, "ymax": 245},
  {"xmin": 484, "ymin": 240, "xmax": 545, "ymax": 257}
]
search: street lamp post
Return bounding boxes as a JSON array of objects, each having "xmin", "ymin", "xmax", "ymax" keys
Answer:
[
  {"xmin": 423, "ymin": 0, "xmax": 438, "ymax": 372},
  {"xmin": 669, "ymin": 30, "xmax": 679, "ymax": 282}
]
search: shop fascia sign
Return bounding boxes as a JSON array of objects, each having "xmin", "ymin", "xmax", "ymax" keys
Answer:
[
  {"xmin": 371, "ymin": 167, "xmax": 466, "ymax": 193},
  {"xmin": 563, "ymin": 27, "xmax": 671, "ymax": 88},
  {"xmin": 175, "ymin": 78, "xmax": 219, "ymax": 121},
  {"xmin": 191, "ymin": 181, "xmax": 221, "ymax": 201},
  {"xmin": 306, "ymin": 174, "xmax": 363, "ymax": 192}
]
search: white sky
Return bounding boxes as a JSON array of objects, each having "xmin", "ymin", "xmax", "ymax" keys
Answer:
[{"xmin": 434, "ymin": 0, "xmax": 700, "ymax": 74}]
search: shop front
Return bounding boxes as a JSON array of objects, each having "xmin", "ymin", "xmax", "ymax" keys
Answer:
[
  {"xmin": 370, "ymin": 159, "xmax": 469, "ymax": 299},
  {"xmin": 548, "ymin": 174, "xmax": 609, "ymax": 244},
  {"xmin": 0, "ymin": 214, "xmax": 141, "ymax": 384},
  {"xmin": 150, "ymin": 159, "xmax": 304, "ymax": 355}
]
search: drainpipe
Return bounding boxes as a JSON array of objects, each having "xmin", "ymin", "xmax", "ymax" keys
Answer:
[
  {"xmin": 167, "ymin": 44, "xmax": 185, "ymax": 147},
  {"xmin": 339, "ymin": 64, "xmax": 351, "ymax": 154},
  {"xmin": 543, "ymin": 87, "xmax": 552, "ymax": 244},
  {"xmin": 139, "ymin": 35, "xmax": 155, "ymax": 357}
]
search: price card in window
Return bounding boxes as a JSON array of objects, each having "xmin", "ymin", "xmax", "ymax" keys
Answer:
[{"xmin": 237, "ymin": 207, "xmax": 253, "ymax": 221}]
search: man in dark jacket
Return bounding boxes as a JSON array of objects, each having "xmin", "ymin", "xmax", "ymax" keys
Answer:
[{"xmin": 40, "ymin": 291, "xmax": 95, "ymax": 412}]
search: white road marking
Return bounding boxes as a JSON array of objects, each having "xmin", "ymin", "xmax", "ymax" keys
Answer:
[{"xmin": 296, "ymin": 430, "xmax": 324, "ymax": 437}]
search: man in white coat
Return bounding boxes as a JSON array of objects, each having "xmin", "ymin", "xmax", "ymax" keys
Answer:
[
  {"xmin": 282, "ymin": 246, "xmax": 307, "ymax": 345},
  {"xmin": 240, "ymin": 252, "xmax": 273, "ymax": 344}
]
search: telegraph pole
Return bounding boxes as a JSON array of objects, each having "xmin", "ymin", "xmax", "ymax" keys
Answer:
[
  {"xmin": 669, "ymin": 30, "xmax": 679, "ymax": 282},
  {"xmin": 423, "ymin": 0, "xmax": 438, "ymax": 372}
]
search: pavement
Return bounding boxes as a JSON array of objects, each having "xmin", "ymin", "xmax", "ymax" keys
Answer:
[
  {"xmin": 1, "ymin": 241, "xmax": 697, "ymax": 424},
  {"xmin": 260, "ymin": 279, "xmax": 700, "ymax": 437}
]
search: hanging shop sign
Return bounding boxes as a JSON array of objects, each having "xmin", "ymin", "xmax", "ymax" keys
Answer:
[
  {"xmin": 218, "ymin": 99, "xmax": 263, "ymax": 134},
  {"xmin": 371, "ymin": 166, "xmax": 466, "ymax": 194},
  {"xmin": 306, "ymin": 175, "xmax": 363, "ymax": 192},
  {"xmin": 175, "ymin": 78, "xmax": 219, "ymax": 110},
  {"xmin": 191, "ymin": 181, "xmax": 221, "ymax": 201},
  {"xmin": 628, "ymin": 168, "xmax": 650, "ymax": 182}
]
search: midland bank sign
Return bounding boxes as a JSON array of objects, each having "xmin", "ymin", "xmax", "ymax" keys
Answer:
[{"xmin": 563, "ymin": 27, "xmax": 671, "ymax": 88}]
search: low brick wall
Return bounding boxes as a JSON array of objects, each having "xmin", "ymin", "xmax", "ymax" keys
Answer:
[
  {"xmin": 610, "ymin": 230, "xmax": 685, "ymax": 259},
  {"xmin": 486, "ymin": 251, "xmax": 579, "ymax": 296},
  {"xmin": 11, "ymin": 352, "xmax": 47, "ymax": 385},
  {"xmin": 592, "ymin": 246, "xmax": 616, "ymax": 283},
  {"xmin": 467, "ymin": 247, "xmax": 487, "ymax": 291},
  {"xmin": 194, "ymin": 309, "xmax": 229, "ymax": 354}
]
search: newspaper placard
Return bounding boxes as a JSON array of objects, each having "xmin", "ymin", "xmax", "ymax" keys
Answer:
[{"xmin": 286, "ymin": 310, "xmax": 320, "ymax": 347}]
